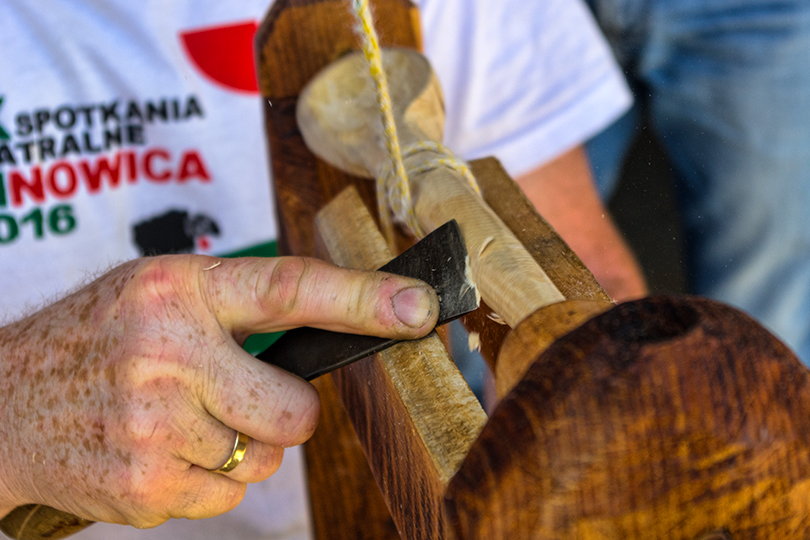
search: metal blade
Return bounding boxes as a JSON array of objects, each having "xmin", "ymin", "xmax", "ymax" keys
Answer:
[{"xmin": 255, "ymin": 220, "xmax": 477, "ymax": 380}]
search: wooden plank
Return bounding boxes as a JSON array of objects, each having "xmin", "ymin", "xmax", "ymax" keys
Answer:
[
  {"xmin": 303, "ymin": 376, "xmax": 399, "ymax": 540},
  {"xmin": 316, "ymin": 188, "xmax": 487, "ymax": 539},
  {"xmin": 256, "ymin": 3, "xmax": 424, "ymax": 538},
  {"xmin": 461, "ymin": 158, "xmax": 611, "ymax": 371}
]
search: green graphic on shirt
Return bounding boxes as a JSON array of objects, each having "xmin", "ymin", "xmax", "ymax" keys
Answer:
[
  {"xmin": 0, "ymin": 97, "xmax": 9, "ymax": 141},
  {"xmin": 220, "ymin": 240, "xmax": 285, "ymax": 354}
]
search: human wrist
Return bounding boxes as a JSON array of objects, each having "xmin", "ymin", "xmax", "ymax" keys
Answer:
[{"xmin": 0, "ymin": 322, "xmax": 34, "ymax": 516}]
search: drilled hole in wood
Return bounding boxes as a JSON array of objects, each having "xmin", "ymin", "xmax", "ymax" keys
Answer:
[{"xmin": 603, "ymin": 298, "xmax": 699, "ymax": 345}]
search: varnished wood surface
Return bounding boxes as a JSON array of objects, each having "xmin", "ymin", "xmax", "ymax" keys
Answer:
[
  {"xmin": 495, "ymin": 300, "xmax": 611, "ymax": 400},
  {"xmin": 257, "ymin": 3, "xmax": 810, "ymax": 540},
  {"xmin": 304, "ymin": 376, "xmax": 400, "ymax": 540},
  {"xmin": 445, "ymin": 296, "xmax": 810, "ymax": 539},
  {"xmin": 317, "ymin": 188, "xmax": 487, "ymax": 539},
  {"xmin": 256, "ymin": 3, "xmax": 424, "ymax": 538}
]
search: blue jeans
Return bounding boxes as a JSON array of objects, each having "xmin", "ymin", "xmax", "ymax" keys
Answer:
[{"xmin": 585, "ymin": 0, "xmax": 810, "ymax": 363}]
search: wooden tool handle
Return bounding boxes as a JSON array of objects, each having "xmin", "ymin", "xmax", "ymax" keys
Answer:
[{"xmin": 0, "ymin": 504, "xmax": 93, "ymax": 540}]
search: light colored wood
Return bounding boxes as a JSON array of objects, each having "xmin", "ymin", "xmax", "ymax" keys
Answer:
[
  {"xmin": 470, "ymin": 157, "xmax": 611, "ymax": 304},
  {"xmin": 261, "ymin": 3, "xmax": 810, "ymax": 539},
  {"xmin": 315, "ymin": 187, "xmax": 487, "ymax": 538},
  {"xmin": 298, "ymin": 49, "xmax": 564, "ymax": 327},
  {"xmin": 461, "ymin": 158, "xmax": 613, "ymax": 371}
]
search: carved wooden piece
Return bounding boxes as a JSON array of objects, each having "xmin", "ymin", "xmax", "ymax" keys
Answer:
[
  {"xmin": 462, "ymin": 158, "xmax": 612, "ymax": 369},
  {"xmin": 495, "ymin": 300, "xmax": 611, "ymax": 399},
  {"xmin": 445, "ymin": 296, "xmax": 810, "ymax": 539},
  {"xmin": 257, "ymin": 3, "xmax": 810, "ymax": 540},
  {"xmin": 297, "ymin": 49, "xmax": 565, "ymax": 327},
  {"xmin": 257, "ymin": 0, "xmax": 421, "ymax": 258}
]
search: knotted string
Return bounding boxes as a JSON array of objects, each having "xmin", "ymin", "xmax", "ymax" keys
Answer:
[{"xmin": 349, "ymin": 0, "xmax": 480, "ymax": 245}]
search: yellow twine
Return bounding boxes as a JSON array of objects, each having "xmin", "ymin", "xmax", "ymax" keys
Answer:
[
  {"xmin": 350, "ymin": 0, "xmax": 412, "ymax": 245},
  {"xmin": 349, "ymin": 0, "xmax": 480, "ymax": 242}
]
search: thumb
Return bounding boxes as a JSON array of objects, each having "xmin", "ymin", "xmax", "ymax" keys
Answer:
[{"xmin": 200, "ymin": 256, "xmax": 439, "ymax": 339}]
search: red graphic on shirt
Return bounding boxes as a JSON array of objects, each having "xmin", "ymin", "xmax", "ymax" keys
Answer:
[
  {"xmin": 197, "ymin": 235, "xmax": 211, "ymax": 251},
  {"xmin": 180, "ymin": 21, "xmax": 259, "ymax": 94}
]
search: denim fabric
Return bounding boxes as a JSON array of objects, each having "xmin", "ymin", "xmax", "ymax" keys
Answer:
[{"xmin": 585, "ymin": 0, "xmax": 810, "ymax": 363}]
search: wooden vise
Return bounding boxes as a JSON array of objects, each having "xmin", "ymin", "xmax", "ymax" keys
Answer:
[{"xmin": 257, "ymin": 1, "xmax": 810, "ymax": 539}]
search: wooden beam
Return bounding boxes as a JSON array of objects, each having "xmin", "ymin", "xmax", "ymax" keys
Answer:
[
  {"xmin": 316, "ymin": 187, "xmax": 487, "ymax": 539},
  {"xmin": 256, "ymin": 3, "xmax": 424, "ymax": 537}
]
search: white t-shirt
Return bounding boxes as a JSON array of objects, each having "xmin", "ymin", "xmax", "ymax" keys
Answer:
[{"xmin": 0, "ymin": 1, "xmax": 629, "ymax": 538}]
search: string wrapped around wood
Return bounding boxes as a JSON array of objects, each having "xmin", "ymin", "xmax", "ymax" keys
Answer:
[{"xmin": 349, "ymin": 0, "xmax": 481, "ymax": 245}]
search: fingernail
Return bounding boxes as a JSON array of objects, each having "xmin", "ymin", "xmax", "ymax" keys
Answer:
[{"xmin": 391, "ymin": 286, "xmax": 435, "ymax": 328}]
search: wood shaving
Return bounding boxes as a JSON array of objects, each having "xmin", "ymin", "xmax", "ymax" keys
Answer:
[
  {"xmin": 461, "ymin": 255, "xmax": 481, "ymax": 307},
  {"xmin": 202, "ymin": 261, "xmax": 222, "ymax": 271},
  {"xmin": 468, "ymin": 331, "xmax": 481, "ymax": 352},
  {"xmin": 478, "ymin": 236, "xmax": 495, "ymax": 257},
  {"xmin": 486, "ymin": 312, "xmax": 507, "ymax": 325}
]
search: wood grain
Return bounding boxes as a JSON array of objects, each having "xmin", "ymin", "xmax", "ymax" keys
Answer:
[
  {"xmin": 256, "ymin": 3, "xmax": 424, "ymax": 538},
  {"xmin": 445, "ymin": 296, "xmax": 810, "ymax": 539},
  {"xmin": 461, "ymin": 157, "xmax": 612, "ymax": 371},
  {"xmin": 304, "ymin": 376, "xmax": 400, "ymax": 540},
  {"xmin": 297, "ymin": 49, "xmax": 566, "ymax": 328},
  {"xmin": 257, "ymin": 0, "xmax": 421, "ymax": 258},
  {"xmin": 495, "ymin": 300, "xmax": 610, "ymax": 399},
  {"xmin": 317, "ymin": 188, "xmax": 487, "ymax": 539}
]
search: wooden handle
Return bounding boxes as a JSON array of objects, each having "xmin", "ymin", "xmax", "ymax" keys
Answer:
[
  {"xmin": 315, "ymin": 187, "xmax": 487, "ymax": 537},
  {"xmin": 0, "ymin": 504, "xmax": 93, "ymax": 540}
]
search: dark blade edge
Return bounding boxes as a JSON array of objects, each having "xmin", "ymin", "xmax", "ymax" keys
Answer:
[{"xmin": 255, "ymin": 221, "xmax": 477, "ymax": 380}]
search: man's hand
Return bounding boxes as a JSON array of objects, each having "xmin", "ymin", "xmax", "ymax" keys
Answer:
[{"xmin": 0, "ymin": 255, "xmax": 439, "ymax": 527}]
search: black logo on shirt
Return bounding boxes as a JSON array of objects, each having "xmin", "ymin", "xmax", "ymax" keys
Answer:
[{"xmin": 133, "ymin": 209, "xmax": 220, "ymax": 255}]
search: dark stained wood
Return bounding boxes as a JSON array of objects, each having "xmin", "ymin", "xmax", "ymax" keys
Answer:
[
  {"xmin": 258, "ymin": 3, "xmax": 810, "ymax": 540},
  {"xmin": 256, "ymin": 0, "xmax": 422, "ymax": 258},
  {"xmin": 445, "ymin": 296, "xmax": 810, "ymax": 539},
  {"xmin": 495, "ymin": 300, "xmax": 611, "ymax": 400}
]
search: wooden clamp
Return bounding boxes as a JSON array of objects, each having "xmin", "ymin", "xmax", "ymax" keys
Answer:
[{"xmin": 258, "ymin": 2, "xmax": 810, "ymax": 540}]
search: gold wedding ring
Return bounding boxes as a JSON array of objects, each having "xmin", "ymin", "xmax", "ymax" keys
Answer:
[{"xmin": 211, "ymin": 431, "xmax": 249, "ymax": 473}]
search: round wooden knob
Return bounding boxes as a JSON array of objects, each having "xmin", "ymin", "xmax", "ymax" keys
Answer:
[{"xmin": 447, "ymin": 296, "xmax": 810, "ymax": 539}]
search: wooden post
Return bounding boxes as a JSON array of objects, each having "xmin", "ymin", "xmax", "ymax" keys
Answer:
[{"xmin": 256, "ymin": 2, "xmax": 425, "ymax": 537}]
